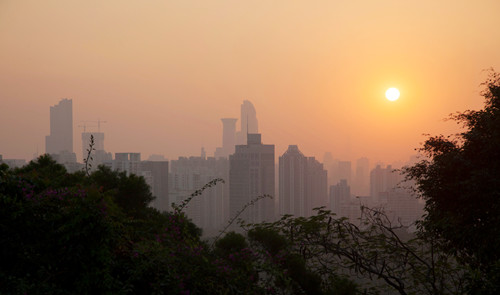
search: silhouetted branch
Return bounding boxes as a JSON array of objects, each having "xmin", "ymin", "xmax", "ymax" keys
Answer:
[
  {"xmin": 212, "ymin": 194, "xmax": 273, "ymax": 246},
  {"xmin": 83, "ymin": 134, "xmax": 95, "ymax": 176},
  {"xmin": 171, "ymin": 178, "xmax": 225, "ymax": 214}
]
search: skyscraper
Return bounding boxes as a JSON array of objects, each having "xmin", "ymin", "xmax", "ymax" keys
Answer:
[
  {"xmin": 169, "ymin": 155, "xmax": 228, "ymax": 236},
  {"xmin": 329, "ymin": 179, "xmax": 351, "ymax": 217},
  {"xmin": 353, "ymin": 157, "xmax": 370, "ymax": 196},
  {"xmin": 141, "ymin": 160, "xmax": 169, "ymax": 212},
  {"xmin": 370, "ymin": 164, "xmax": 401, "ymax": 203},
  {"xmin": 229, "ymin": 133, "xmax": 275, "ymax": 225},
  {"xmin": 306, "ymin": 156, "xmax": 328, "ymax": 215},
  {"xmin": 45, "ymin": 98, "xmax": 73, "ymax": 155},
  {"xmin": 338, "ymin": 161, "xmax": 352, "ymax": 185},
  {"xmin": 279, "ymin": 145, "xmax": 308, "ymax": 217},
  {"xmin": 236, "ymin": 100, "xmax": 258, "ymax": 145},
  {"xmin": 279, "ymin": 146, "xmax": 328, "ymax": 217},
  {"xmin": 220, "ymin": 118, "xmax": 238, "ymax": 158}
]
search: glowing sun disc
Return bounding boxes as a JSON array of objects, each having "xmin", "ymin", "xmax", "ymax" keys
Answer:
[{"xmin": 385, "ymin": 88, "xmax": 400, "ymax": 101}]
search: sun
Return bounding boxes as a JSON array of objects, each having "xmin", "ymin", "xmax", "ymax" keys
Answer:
[{"xmin": 385, "ymin": 88, "xmax": 400, "ymax": 101}]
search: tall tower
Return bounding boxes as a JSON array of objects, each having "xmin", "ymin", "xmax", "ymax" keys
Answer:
[
  {"xmin": 329, "ymin": 179, "xmax": 351, "ymax": 217},
  {"xmin": 338, "ymin": 161, "xmax": 352, "ymax": 185},
  {"xmin": 241, "ymin": 100, "xmax": 258, "ymax": 134},
  {"xmin": 45, "ymin": 98, "xmax": 73, "ymax": 154},
  {"xmin": 353, "ymin": 157, "xmax": 370, "ymax": 196},
  {"xmin": 279, "ymin": 145, "xmax": 328, "ymax": 218},
  {"xmin": 306, "ymin": 156, "xmax": 328, "ymax": 215},
  {"xmin": 221, "ymin": 118, "xmax": 238, "ymax": 157},
  {"xmin": 370, "ymin": 164, "xmax": 401, "ymax": 204},
  {"xmin": 236, "ymin": 100, "xmax": 258, "ymax": 145},
  {"xmin": 279, "ymin": 145, "xmax": 307, "ymax": 217},
  {"xmin": 229, "ymin": 133, "xmax": 275, "ymax": 225}
]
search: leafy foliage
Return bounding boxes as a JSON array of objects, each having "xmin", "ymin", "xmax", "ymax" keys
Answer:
[
  {"xmin": 257, "ymin": 207, "xmax": 465, "ymax": 295},
  {"xmin": 2, "ymin": 156, "xmax": 337, "ymax": 294},
  {"xmin": 404, "ymin": 71, "xmax": 500, "ymax": 293}
]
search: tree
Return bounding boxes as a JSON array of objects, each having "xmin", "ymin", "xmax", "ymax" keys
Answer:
[
  {"xmin": 404, "ymin": 71, "xmax": 500, "ymax": 293},
  {"xmin": 0, "ymin": 161, "xmax": 117, "ymax": 293},
  {"xmin": 263, "ymin": 208, "xmax": 465, "ymax": 295},
  {"xmin": 90, "ymin": 165, "xmax": 154, "ymax": 218}
]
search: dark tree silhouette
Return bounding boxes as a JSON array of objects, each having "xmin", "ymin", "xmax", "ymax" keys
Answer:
[{"xmin": 404, "ymin": 71, "xmax": 500, "ymax": 293}]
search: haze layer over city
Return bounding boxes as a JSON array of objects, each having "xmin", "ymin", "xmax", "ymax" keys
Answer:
[
  {"xmin": 4, "ymin": 1, "xmax": 500, "ymax": 294},
  {"xmin": 2, "ymin": 1, "xmax": 500, "ymax": 165}
]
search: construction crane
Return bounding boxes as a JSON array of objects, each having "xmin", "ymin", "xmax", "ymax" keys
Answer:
[
  {"xmin": 78, "ymin": 119, "xmax": 107, "ymax": 133},
  {"xmin": 96, "ymin": 119, "xmax": 107, "ymax": 132},
  {"xmin": 78, "ymin": 121, "xmax": 96, "ymax": 133}
]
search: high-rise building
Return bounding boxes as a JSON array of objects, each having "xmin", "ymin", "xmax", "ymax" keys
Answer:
[
  {"xmin": 370, "ymin": 163, "xmax": 423, "ymax": 226},
  {"xmin": 306, "ymin": 156, "xmax": 328, "ymax": 214},
  {"xmin": 279, "ymin": 145, "xmax": 308, "ymax": 217},
  {"xmin": 338, "ymin": 161, "xmax": 352, "ymax": 185},
  {"xmin": 45, "ymin": 98, "xmax": 73, "ymax": 155},
  {"xmin": 353, "ymin": 157, "xmax": 370, "ymax": 196},
  {"xmin": 329, "ymin": 179, "xmax": 351, "ymax": 217},
  {"xmin": 279, "ymin": 146, "xmax": 328, "ymax": 218},
  {"xmin": 229, "ymin": 134, "xmax": 275, "ymax": 225},
  {"xmin": 216, "ymin": 118, "xmax": 238, "ymax": 158},
  {"xmin": 169, "ymin": 155, "xmax": 228, "ymax": 236},
  {"xmin": 114, "ymin": 153, "xmax": 141, "ymax": 175},
  {"xmin": 370, "ymin": 164, "xmax": 401, "ymax": 203},
  {"xmin": 236, "ymin": 100, "xmax": 258, "ymax": 145},
  {"xmin": 326, "ymin": 158, "xmax": 341, "ymax": 186},
  {"xmin": 106, "ymin": 152, "xmax": 170, "ymax": 213},
  {"xmin": 141, "ymin": 161, "xmax": 169, "ymax": 212},
  {"xmin": 381, "ymin": 191, "xmax": 424, "ymax": 226}
]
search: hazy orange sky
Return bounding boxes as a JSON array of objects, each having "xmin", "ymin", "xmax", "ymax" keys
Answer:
[{"xmin": 1, "ymin": 0, "xmax": 500, "ymax": 165}]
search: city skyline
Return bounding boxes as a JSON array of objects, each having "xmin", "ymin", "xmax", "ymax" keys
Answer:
[
  {"xmin": 2, "ymin": 1, "xmax": 500, "ymax": 165},
  {"xmin": 3, "ymin": 96, "xmax": 422, "ymax": 168},
  {"xmin": 0, "ymin": 95, "xmax": 429, "ymax": 234}
]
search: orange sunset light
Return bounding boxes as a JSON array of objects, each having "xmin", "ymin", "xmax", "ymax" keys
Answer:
[{"xmin": 0, "ymin": 0, "xmax": 499, "ymax": 164}]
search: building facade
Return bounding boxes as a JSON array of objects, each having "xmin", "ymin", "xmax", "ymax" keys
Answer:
[
  {"xmin": 46, "ymin": 98, "xmax": 73, "ymax": 155},
  {"xmin": 141, "ymin": 160, "xmax": 169, "ymax": 212},
  {"xmin": 236, "ymin": 100, "xmax": 259, "ymax": 145},
  {"xmin": 169, "ymin": 156, "xmax": 228, "ymax": 236},
  {"xmin": 279, "ymin": 145, "xmax": 308, "ymax": 217},
  {"xmin": 229, "ymin": 134, "xmax": 275, "ymax": 225},
  {"xmin": 279, "ymin": 145, "xmax": 328, "ymax": 218}
]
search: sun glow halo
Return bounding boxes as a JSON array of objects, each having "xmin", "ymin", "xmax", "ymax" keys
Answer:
[{"xmin": 385, "ymin": 88, "xmax": 400, "ymax": 101}]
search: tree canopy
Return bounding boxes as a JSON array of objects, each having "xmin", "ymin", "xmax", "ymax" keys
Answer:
[{"xmin": 404, "ymin": 71, "xmax": 500, "ymax": 293}]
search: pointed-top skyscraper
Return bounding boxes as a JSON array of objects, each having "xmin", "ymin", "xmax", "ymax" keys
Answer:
[{"xmin": 236, "ymin": 100, "xmax": 258, "ymax": 145}]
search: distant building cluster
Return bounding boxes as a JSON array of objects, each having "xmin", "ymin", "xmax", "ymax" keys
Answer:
[{"xmin": 0, "ymin": 98, "xmax": 424, "ymax": 236}]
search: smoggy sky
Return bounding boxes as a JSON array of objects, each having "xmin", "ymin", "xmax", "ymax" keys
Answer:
[{"xmin": 1, "ymin": 0, "xmax": 500, "ymax": 164}]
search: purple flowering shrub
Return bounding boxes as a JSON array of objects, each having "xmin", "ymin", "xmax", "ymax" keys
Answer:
[
  {"xmin": 0, "ymin": 162, "xmax": 116, "ymax": 293},
  {"xmin": 0, "ymin": 156, "xmax": 356, "ymax": 294}
]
